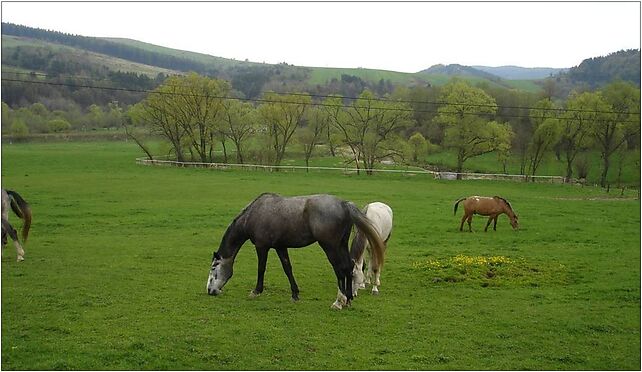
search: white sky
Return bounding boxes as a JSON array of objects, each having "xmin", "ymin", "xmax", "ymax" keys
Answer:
[{"xmin": 1, "ymin": 2, "xmax": 640, "ymax": 73}]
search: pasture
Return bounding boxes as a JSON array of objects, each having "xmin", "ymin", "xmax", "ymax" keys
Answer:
[{"xmin": 1, "ymin": 141, "xmax": 640, "ymax": 370}]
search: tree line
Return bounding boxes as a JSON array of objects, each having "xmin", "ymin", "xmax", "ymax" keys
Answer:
[
  {"xmin": 2, "ymin": 72, "xmax": 639, "ymax": 186},
  {"xmin": 123, "ymin": 73, "xmax": 639, "ymax": 185}
]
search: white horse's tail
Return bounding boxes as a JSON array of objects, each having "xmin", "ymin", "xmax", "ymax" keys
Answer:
[{"xmin": 344, "ymin": 202, "xmax": 385, "ymax": 270}]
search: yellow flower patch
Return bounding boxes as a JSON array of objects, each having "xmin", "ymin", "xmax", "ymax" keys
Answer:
[{"xmin": 412, "ymin": 254, "xmax": 567, "ymax": 287}]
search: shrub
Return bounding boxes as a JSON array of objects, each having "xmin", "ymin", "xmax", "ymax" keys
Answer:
[
  {"xmin": 48, "ymin": 119, "xmax": 72, "ymax": 133},
  {"xmin": 10, "ymin": 120, "xmax": 29, "ymax": 137}
]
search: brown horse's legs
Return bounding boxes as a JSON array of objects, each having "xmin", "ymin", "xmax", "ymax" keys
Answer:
[
  {"xmin": 459, "ymin": 214, "xmax": 467, "ymax": 231},
  {"xmin": 484, "ymin": 217, "xmax": 493, "ymax": 232},
  {"xmin": 275, "ymin": 247, "xmax": 300, "ymax": 301},
  {"xmin": 493, "ymin": 216, "xmax": 499, "ymax": 231},
  {"xmin": 466, "ymin": 214, "xmax": 473, "ymax": 232}
]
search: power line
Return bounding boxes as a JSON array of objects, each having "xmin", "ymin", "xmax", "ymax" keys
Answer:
[
  {"xmin": 2, "ymin": 76, "xmax": 640, "ymax": 123},
  {"xmin": 4, "ymin": 70, "xmax": 640, "ymax": 116}
]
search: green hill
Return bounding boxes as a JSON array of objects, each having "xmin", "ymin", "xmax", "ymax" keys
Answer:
[
  {"xmin": 565, "ymin": 49, "xmax": 640, "ymax": 88},
  {"xmin": 2, "ymin": 35, "xmax": 180, "ymax": 77},
  {"xmin": 100, "ymin": 37, "xmax": 260, "ymax": 70},
  {"xmin": 2, "ymin": 22, "xmax": 544, "ymax": 95}
]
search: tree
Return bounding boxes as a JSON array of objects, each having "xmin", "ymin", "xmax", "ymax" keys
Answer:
[
  {"xmin": 136, "ymin": 88, "xmax": 188, "ymax": 162},
  {"xmin": 86, "ymin": 104, "xmax": 104, "ymax": 129},
  {"xmin": 408, "ymin": 132, "xmax": 428, "ymax": 163},
  {"xmin": 559, "ymin": 91, "xmax": 605, "ymax": 182},
  {"xmin": 30, "ymin": 102, "xmax": 48, "ymax": 117},
  {"xmin": 326, "ymin": 90, "xmax": 415, "ymax": 175},
  {"xmin": 404, "ymin": 85, "xmax": 443, "ymax": 144},
  {"xmin": 2, "ymin": 102, "xmax": 12, "ymax": 133},
  {"xmin": 48, "ymin": 119, "xmax": 71, "ymax": 132},
  {"xmin": 169, "ymin": 74, "xmax": 230, "ymax": 162},
  {"xmin": 103, "ymin": 101, "xmax": 124, "ymax": 129},
  {"xmin": 219, "ymin": 99, "xmax": 257, "ymax": 164},
  {"xmin": 435, "ymin": 81, "xmax": 512, "ymax": 176},
  {"xmin": 298, "ymin": 106, "xmax": 330, "ymax": 171},
  {"xmin": 258, "ymin": 92, "xmax": 311, "ymax": 167},
  {"xmin": 124, "ymin": 104, "xmax": 155, "ymax": 161},
  {"xmin": 10, "ymin": 119, "xmax": 29, "ymax": 137},
  {"xmin": 527, "ymin": 99, "xmax": 561, "ymax": 180},
  {"xmin": 136, "ymin": 74, "xmax": 230, "ymax": 162},
  {"xmin": 595, "ymin": 82, "xmax": 641, "ymax": 186}
]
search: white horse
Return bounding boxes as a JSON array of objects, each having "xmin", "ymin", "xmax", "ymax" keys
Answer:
[
  {"xmin": 1, "ymin": 188, "xmax": 31, "ymax": 262},
  {"xmin": 333, "ymin": 202, "xmax": 393, "ymax": 309}
]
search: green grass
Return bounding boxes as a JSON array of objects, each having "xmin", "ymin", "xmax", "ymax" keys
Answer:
[{"xmin": 1, "ymin": 141, "xmax": 640, "ymax": 370}]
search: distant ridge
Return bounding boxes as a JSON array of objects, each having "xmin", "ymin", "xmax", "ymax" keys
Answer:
[
  {"xmin": 472, "ymin": 65, "xmax": 568, "ymax": 80},
  {"xmin": 563, "ymin": 49, "xmax": 640, "ymax": 88},
  {"xmin": 419, "ymin": 64, "xmax": 501, "ymax": 81}
]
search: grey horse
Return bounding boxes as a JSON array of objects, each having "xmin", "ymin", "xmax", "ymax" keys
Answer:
[{"xmin": 206, "ymin": 193, "xmax": 385, "ymax": 308}]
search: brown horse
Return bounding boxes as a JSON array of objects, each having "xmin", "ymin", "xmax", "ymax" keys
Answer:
[{"xmin": 454, "ymin": 196, "xmax": 518, "ymax": 232}]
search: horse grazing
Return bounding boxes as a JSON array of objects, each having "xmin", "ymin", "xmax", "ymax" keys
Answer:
[
  {"xmin": 454, "ymin": 196, "xmax": 518, "ymax": 232},
  {"xmin": 332, "ymin": 201, "xmax": 393, "ymax": 308},
  {"xmin": 206, "ymin": 193, "xmax": 385, "ymax": 309},
  {"xmin": 1, "ymin": 189, "xmax": 32, "ymax": 261}
]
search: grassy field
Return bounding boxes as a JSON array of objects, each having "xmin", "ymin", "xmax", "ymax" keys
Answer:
[{"xmin": 1, "ymin": 141, "xmax": 640, "ymax": 370}]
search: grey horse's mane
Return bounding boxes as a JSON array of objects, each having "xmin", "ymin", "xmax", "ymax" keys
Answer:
[{"xmin": 217, "ymin": 193, "xmax": 276, "ymax": 257}]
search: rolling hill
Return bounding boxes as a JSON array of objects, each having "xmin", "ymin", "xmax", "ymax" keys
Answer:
[
  {"xmin": 472, "ymin": 65, "xmax": 568, "ymax": 80},
  {"xmin": 1, "ymin": 22, "xmax": 544, "ymax": 94},
  {"xmin": 2, "ymin": 22, "xmax": 638, "ymax": 110}
]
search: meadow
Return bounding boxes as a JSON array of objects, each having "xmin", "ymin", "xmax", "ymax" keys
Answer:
[{"xmin": 1, "ymin": 141, "xmax": 640, "ymax": 370}]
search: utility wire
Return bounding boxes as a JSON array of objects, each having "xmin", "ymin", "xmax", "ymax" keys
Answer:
[
  {"xmin": 4, "ymin": 70, "xmax": 641, "ymax": 116},
  {"xmin": 2, "ymin": 76, "xmax": 641, "ymax": 123}
]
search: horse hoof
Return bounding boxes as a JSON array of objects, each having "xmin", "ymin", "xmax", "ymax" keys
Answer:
[
  {"xmin": 372, "ymin": 290, "xmax": 379, "ymax": 296},
  {"xmin": 17, "ymin": 256, "xmax": 24, "ymax": 262},
  {"xmin": 330, "ymin": 301, "xmax": 343, "ymax": 310},
  {"xmin": 249, "ymin": 291, "xmax": 260, "ymax": 298},
  {"xmin": 291, "ymin": 296, "xmax": 299, "ymax": 303}
]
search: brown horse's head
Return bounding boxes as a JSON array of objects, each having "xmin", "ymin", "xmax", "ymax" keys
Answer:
[
  {"xmin": 509, "ymin": 213, "xmax": 519, "ymax": 230},
  {"xmin": 496, "ymin": 196, "xmax": 519, "ymax": 230}
]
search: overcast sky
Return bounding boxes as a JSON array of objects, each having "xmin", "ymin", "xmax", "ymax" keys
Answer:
[{"xmin": 2, "ymin": 2, "xmax": 640, "ymax": 73}]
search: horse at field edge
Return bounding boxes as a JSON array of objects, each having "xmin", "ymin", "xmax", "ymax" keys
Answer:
[
  {"xmin": 454, "ymin": 196, "xmax": 518, "ymax": 232},
  {"xmin": 1, "ymin": 189, "xmax": 32, "ymax": 261},
  {"xmin": 206, "ymin": 193, "xmax": 385, "ymax": 309}
]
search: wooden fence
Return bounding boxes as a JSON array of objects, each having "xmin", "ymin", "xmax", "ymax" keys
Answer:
[{"xmin": 136, "ymin": 157, "xmax": 567, "ymax": 183}]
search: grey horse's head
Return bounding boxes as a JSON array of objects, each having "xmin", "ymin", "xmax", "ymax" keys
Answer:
[{"xmin": 206, "ymin": 252, "xmax": 234, "ymax": 296}]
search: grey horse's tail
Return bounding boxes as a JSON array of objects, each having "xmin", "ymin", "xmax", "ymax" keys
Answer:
[
  {"xmin": 6, "ymin": 190, "xmax": 31, "ymax": 243},
  {"xmin": 344, "ymin": 202, "xmax": 385, "ymax": 270},
  {"xmin": 453, "ymin": 197, "xmax": 467, "ymax": 216}
]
